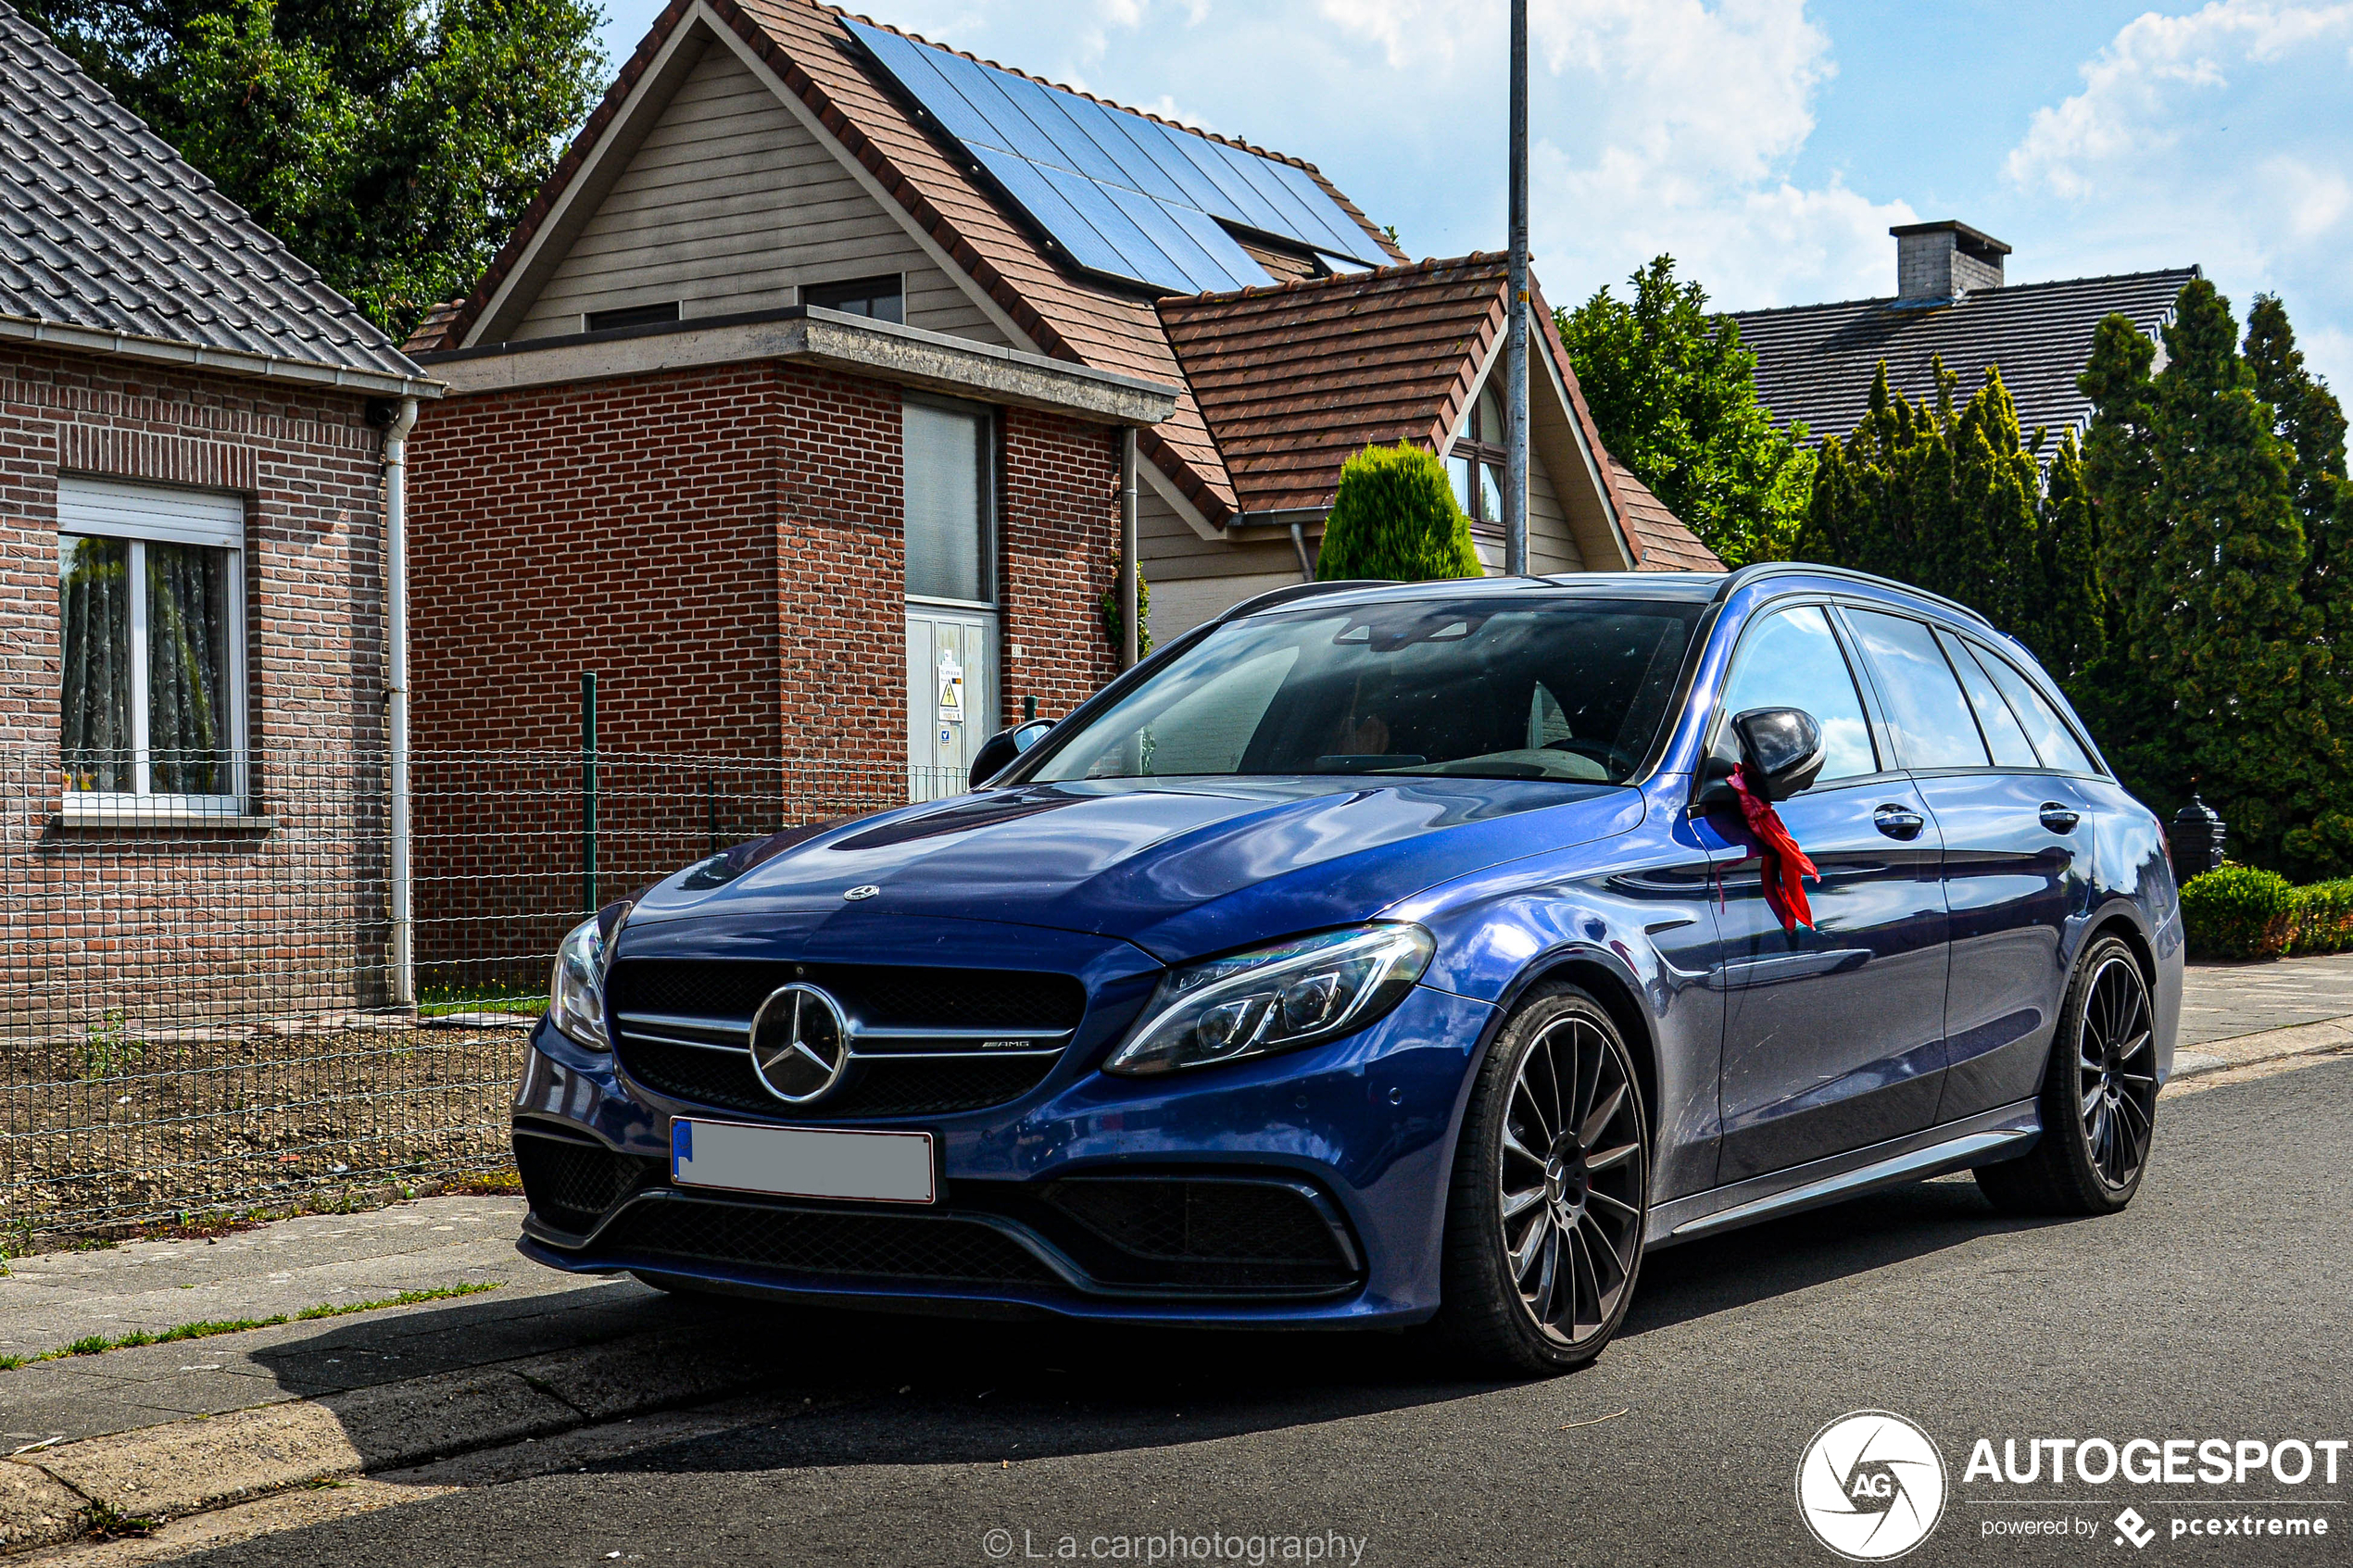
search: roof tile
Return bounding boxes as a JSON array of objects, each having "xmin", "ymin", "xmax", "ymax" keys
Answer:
[
  {"xmin": 1731, "ymin": 270, "xmax": 2198, "ymax": 445},
  {"xmin": 0, "ymin": 4, "xmax": 420, "ymax": 381}
]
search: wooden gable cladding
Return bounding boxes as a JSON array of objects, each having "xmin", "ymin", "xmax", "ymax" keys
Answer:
[{"xmin": 509, "ymin": 37, "xmax": 1007, "ymax": 345}]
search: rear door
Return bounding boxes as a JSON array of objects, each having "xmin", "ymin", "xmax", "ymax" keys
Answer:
[
  {"xmin": 1706, "ymin": 603, "xmax": 1952, "ymax": 1184},
  {"xmin": 1837, "ymin": 609, "xmax": 2092, "ymax": 1124}
]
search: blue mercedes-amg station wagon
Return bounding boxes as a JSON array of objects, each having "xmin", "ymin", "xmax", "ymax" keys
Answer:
[{"xmin": 513, "ymin": 562, "xmax": 2182, "ymax": 1373}]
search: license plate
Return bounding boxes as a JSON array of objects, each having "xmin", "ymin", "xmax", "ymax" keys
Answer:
[{"xmin": 670, "ymin": 1118, "xmax": 936, "ymax": 1205}]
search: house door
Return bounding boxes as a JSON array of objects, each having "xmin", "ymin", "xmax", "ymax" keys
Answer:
[
  {"xmin": 902, "ymin": 395, "xmax": 998, "ymax": 803},
  {"xmin": 906, "ymin": 608, "xmax": 996, "ymax": 801}
]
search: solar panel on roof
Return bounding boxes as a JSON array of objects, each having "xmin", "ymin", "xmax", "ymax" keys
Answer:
[{"xmin": 846, "ymin": 19, "xmax": 1382, "ymax": 295}]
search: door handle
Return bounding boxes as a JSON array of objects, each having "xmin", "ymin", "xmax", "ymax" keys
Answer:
[
  {"xmin": 2039, "ymin": 803, "xmax": 2081, "ymax": 834},
  {"xmin": 1873, "ymin": 805, "xmax": 1925, "ymax": 840}
]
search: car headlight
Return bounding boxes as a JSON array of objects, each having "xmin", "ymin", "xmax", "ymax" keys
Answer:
[
  {"xmin": 1103, "ymin": 924, "xmax": 1435, "ymax": 1076},
  {"xmin": 547, "ymin": 907, "xmax": 626, "ymax": 1050}
]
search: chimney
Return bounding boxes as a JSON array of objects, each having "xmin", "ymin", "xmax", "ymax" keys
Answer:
[{"xmin": 1890, "ymin": 220, "xmax": 2010, "ymax": 304}]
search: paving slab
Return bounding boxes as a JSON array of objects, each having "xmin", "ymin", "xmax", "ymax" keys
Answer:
[
  {"xmin": 0, "ymin": 1198, "xmax": 550, "ymax": 1360},
  {"xmin": 2178, "ymin": 949, "xmax": 2353, "ymax": 1044}
]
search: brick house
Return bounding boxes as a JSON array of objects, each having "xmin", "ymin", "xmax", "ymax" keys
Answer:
[
  {"xmin": 0, "ymin": 7, "xmax": 438, "ymax": 1029},
  {"xmin": 398, "ymin": 0, "xmax": 1718, "ymax": 806}
]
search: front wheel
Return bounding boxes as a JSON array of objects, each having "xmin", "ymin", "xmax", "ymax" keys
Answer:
[
  {"xmin": 1432, "ymin": 985, "xmax": 1650, "ymax": 1375},
  {"xmin": 1974, "ymin": 934, "xmax": 2159, "ymax": 1215}
]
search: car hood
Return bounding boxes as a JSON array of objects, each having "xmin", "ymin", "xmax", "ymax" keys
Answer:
[{"xmin": 625, "ymin": 775, "xmax": 1645, "ymax": 964}]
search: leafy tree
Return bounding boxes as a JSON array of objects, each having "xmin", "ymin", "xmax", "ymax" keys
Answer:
[
  {"xmin": 1315, "ymin": 444, "xmax": 1482, "ymax": 583},
  {"xmin": 1556, "ymin": 256, "xmax": 1814, "ymax": 566},
  {"xmin": 2082, "ymin": 281, "xmax": 2353, "ymax": 877},
  {"xmin": 21, "ymin": 0, "xmax": 607, "ymax": 341}
]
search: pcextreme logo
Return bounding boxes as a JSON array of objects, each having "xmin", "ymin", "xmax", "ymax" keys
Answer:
[{"xmin": 1797, "ymin": 1411, "xmax": 1950, "ymax": 1562}]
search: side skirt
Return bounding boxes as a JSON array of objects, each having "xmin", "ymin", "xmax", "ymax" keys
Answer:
[{"xmin": 1645, "ymin": 1100, "xmax": 2040, "ymax": 1248}]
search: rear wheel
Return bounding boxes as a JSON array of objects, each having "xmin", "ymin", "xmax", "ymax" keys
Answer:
[
  {"xmin": 1974, "ymin": 934, "xmax": 2158, "ymax": 1215},
  {"xmin": 1433, "ymin": 985, "xmax": 1649, "ymax": 1375}
]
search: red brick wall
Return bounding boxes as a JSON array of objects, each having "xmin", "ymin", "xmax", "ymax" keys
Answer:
[
  {"xmin": 0, "ymin": 343, "xmax": 392, "ymax": 1026},
  {"xmin": 402, "ymin": 358, "xmax": 1126, "ymax": 985},
  {"xmin": 1002, "ymin": 408, "xmax": 1122, "ymax": 725}
]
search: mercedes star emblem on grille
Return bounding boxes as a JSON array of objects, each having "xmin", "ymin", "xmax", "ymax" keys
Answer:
[
  {"xmin": 748, "ymin": 983, "xmax": 851, "ymax": 1104},
  {"xmin": 843, "ymin": 884, "xmax": 881, "ymax": 900}
]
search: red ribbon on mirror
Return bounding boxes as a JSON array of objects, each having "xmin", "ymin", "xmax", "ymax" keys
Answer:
[{"xmin": 1729, "ymin": 762, "xmax": 1819, "ymax": 933}]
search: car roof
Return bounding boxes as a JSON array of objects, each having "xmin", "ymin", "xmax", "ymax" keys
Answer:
[{"xmin": 1219, "ymin": 563, "xmax": 1994, "ymax": 630}]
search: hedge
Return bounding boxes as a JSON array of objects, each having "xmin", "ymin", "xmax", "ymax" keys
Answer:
[{"xmin": 2178, "ymin": 866, "xmax": 2353, "ymax": 960}]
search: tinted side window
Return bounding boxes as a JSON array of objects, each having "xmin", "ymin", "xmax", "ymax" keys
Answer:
[
  {"xmin": 1968, "ymin": 643, "xmax": 2098, "ymax": 774},
  {"xmin": 1718, "ymin": 605, "xmax": 1877, "ymax": 781},
  {"xmin": 1938, "ymin": 629, "xmax": 2037, "ymax": 767},
  {"xmin": 1844, "ymin": 609, "xmax": 1990, "ymax": 771}
]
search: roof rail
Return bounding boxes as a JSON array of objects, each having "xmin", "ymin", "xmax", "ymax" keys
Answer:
[
  {"xmin": 1215, "ymin": 578, "xmax": 1397, "ymax": 622},
  {"xmin": 1714, "ymin": 561, "xmax": 1994, "ymax": 629}
]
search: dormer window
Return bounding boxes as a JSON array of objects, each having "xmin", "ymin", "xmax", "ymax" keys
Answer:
[{"xmin": 1448, "ymin": 384, "xmax": 1507, "ymax": 525}]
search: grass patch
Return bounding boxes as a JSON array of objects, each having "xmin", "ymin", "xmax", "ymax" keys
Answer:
[
  {"xmin": 0, "ymin": 1283, "xmax": 500, "ymax": 1371},
  {"xmin": 418, "ymin": 981, "xmax": 547, "ymax": 1018},
  {"xmin": 81, "ymin": 1501, "xmax": 160, "ymax": 1541}
]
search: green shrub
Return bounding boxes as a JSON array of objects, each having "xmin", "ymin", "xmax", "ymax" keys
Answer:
[
  {"xmin": 2289, "ymin": 878, "xmax": 2353, "ymax": 955},
  {"xmin": 1315, "ymin": 443, "xmax": 1483, "ymax": 583},
  {"xmin": 2179, "ymin": 865, "xmax": 2296, "ymax": 960},
  {"xmin": 1101, "ymin": 567, "xmax": 1151, "ymax": 659}
]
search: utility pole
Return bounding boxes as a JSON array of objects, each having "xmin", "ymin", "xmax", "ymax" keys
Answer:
[{"xmin": 1504, "ymin": 0, "xmax": 1530, "ymax": 578}]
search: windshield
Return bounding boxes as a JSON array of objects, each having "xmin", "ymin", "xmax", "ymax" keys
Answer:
[{"xmin": 1031, "ymin": 596, "xmax": 1705, "ymax": 785}]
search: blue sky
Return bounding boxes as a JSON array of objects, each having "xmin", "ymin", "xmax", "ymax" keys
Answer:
[{"xmin": 598, "ymin": 0, "xmax": 2353, "ymax": 392}]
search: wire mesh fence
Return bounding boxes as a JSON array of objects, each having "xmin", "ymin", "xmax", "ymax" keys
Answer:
[{"xmin": 2, "ymin": 746, "xmax": 950, "ymax": 1242}]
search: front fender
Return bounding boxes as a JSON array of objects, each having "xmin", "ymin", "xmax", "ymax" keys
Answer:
[{"xmin": 1378, "ymin": 791, "xmax": 1727, "ymax": 1205}]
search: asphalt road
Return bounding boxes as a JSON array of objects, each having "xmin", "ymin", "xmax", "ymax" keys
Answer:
[{"xmin": 171, "ymin": 1059, "xmax": 2353, "ymax": 1568}]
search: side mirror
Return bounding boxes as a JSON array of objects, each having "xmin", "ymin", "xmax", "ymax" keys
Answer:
[
  {"xmin": 1730, "ymin": 707, "xmax": 1826, "ymax": 801},
  {"xmin": 967, "ymin": 719, "xmax": 1054, "ymax": 789}
]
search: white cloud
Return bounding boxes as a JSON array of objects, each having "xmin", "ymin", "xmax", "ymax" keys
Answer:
[
  {"xmin": 1302, "ymin": 0, "xmax": 1914, "ymax": 308},
  {"xmin": 2006, "ymin": 0, "xmax": 2353, "ymax": 391}
]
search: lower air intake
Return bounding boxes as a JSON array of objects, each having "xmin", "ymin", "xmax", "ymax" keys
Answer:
[
  {"xmin": 598, "ymin": 1196, "xmax": 1061, "ymax": 1286},
  {"xmin": 515, "ymin": 1130, "xmax": 661, "ymax": 1235}
]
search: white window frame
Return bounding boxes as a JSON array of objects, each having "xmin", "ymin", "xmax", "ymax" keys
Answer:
[{"xmin": 57, "ymin": 478, "xmax": 248, "ymax": 819}]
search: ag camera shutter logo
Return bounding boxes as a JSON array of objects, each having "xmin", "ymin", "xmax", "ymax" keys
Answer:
[{"xmin": 1796, "ymin": 1411, "xmax": 1948, "ymax": 1561}]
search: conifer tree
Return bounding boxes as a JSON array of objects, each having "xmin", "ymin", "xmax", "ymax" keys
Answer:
[
  {"xmin": 1315, "ymin": 444, "xmax": 1483, "ymax": 583},
  {"xmin": 2082, "ymin": 281, "xmax": 2349, "ymax": 874}
]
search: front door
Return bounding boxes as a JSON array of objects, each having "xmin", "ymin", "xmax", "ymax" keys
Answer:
[
  {"xmin": 1704, "ymin": 603, "xmax": 1952, "ymax": 1185},
  {"xmin": 906, "ymin": 608, "xmax": 995, "ymax": 801},
  {"xmin": 901, "ymin": 395, "xmax": 999, "ymax": 803}
]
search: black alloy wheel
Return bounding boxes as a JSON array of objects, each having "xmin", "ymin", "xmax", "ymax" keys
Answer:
[
  {"xmin": 1434, "ymin": 984, "xmax": 1649, "ymax": 1374},
  {"xmin": 1975, "ymin": 933, "xmax": 2159, "ymax": 1215}
]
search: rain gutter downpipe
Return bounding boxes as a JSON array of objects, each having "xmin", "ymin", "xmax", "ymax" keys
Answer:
[
  {"xmin": 1121, "ymin": 428, "xmax": 1140, "ymax": 669},
  {"xmin": 384, "ymin": 397, "xmax": 420, "ymax": 1010}
]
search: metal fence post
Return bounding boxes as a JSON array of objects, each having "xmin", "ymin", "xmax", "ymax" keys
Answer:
[
  {"xmin": 582, "ymin": 671, "xmax": 598, "ymax": 912},
  {"xmin": 707, "ymin": 770, "xmax": 719, "ymax": 859}
]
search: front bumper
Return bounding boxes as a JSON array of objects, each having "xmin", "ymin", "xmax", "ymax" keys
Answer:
[{"xmin": 511, "ymin": 981, "xmax": 1496, "ymax": 1327}]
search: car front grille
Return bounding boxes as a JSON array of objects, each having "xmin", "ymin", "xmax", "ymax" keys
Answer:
[
  {"xmin": 610, "ymin": 961, "xmax": 1085, "ymax": 1031},
  {"xmin": 616, "ymin": 1037, "xmax": 1062, "ymax": 1119},
  {"xmin": 605, "ymin": 958, "xmax": 1084, "ymax": 1122},
  {"xmin": 598, "ymin": 1195, "xmax": 1060, "ymax": 1286}
]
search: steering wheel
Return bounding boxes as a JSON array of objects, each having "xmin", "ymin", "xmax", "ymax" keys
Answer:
[{"xmin": 1543, "ymin": 736, "xmax": 1638, "ymax": 777}]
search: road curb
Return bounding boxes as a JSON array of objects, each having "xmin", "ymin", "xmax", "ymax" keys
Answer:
[
  {"xmin": 2168, "ymin": 1015, "xmax": 2353, "ymax": 1084},
  {"xmin": 0, "ymin": 1326, "xmax": 780, "ymax": 1555}
]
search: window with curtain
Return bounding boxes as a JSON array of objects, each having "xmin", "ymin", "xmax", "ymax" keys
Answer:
[
  {"xmin": 57, "ymin": 480, "xmax": 245, "ymax": 808},
  {"xmin": 903, "ymin": 399, "xmax": 993, "ymax": 603}
]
